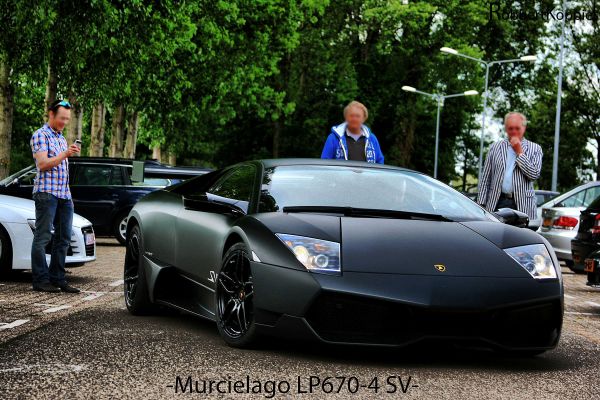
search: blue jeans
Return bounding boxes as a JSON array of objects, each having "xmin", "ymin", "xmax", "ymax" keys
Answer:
[{"xmin": 31, "ymin": 192, "xmax": 73, "ymax": 286}]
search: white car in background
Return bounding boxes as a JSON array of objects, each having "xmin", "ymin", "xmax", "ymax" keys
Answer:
[
  {"xmin": 537, "ymin": 181, "xmax": 600, "ymax": 272},
  {"xmin": 0, "ymin": 194, "xmax": 96, "ymax": 276}
]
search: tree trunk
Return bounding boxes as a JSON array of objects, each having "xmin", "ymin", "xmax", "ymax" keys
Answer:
[
  {"xmin": 597, "ymin": 138, "xmax": 600, "ymax": 180},
  {"xmin": 124, "ymin": 111, "xmax": 139, "ymax": 159},
  {"xmin": 272, "ymin": 119, "xmax": 281, "ymax": 158},
  {"xmin": 44, "ymin": 63, "xmax": 57, "ymax": 122},
  {"xmin": 66, "ymin": 92, "xmax": 83, "ymax": 146},
  {"xmin": 167, "ymin": 151, "xmax": 176, "ymax": 166},
  {"xmin": 0, "ymin": 56, "xmax": 14, "ymax": 179},
  {"xmin": 109, "ymin": 104, "xmax": 125, "ymax": 157},
  {"xmin": 152, "ymin": 145, "xmax": 161, "ymax": 162},
  {"xmin": 397, "ymin": 111, "xmax": 416, "ymax": 167},
  {"xmin": 462, "ymin": 144, "xmax": 468, "ymax": 192},
  {"xmin": 89, "ymin": 103, "xmax": 106, "ymax": 157}
]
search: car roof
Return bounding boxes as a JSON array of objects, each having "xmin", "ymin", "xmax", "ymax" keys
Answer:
[
  {"xmin": 535, "ymin": 190, "xmax": 559, "ymax": 196},
  {"xmin": 257, "ymin": 158, "xmax": 414, "ymax": 172},
  {"xmin": 71, "ymin": 157, "xmax": 161, "ymax": 165},
  {"xmin": 67, "ymin": 157, "xmax": 211, "ymax": 173},
  {"xmin": 545, "ymin": 181, "xmax": 600, "ymax": 205}
]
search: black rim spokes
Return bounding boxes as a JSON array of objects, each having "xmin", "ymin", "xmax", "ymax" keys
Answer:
[{"xmin": 217, "ymin": 250, "xmax": 254, "ymax": 338}]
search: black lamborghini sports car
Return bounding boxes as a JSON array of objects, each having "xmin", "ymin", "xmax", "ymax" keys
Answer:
[{"xmin": 124, "ymin": 159, "xmax": 563, "ymax": 354}]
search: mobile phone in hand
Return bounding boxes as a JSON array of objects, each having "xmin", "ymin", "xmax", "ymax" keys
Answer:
[{"xmin": 74, "ymin": 139, "xmax": 82, "ymax": 148}]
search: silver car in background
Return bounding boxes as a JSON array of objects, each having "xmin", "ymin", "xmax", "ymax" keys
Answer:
[
  {"xmin": 537, "ymin": 181, "xmax": 600, "ymax": 272},
  {"xmin": 528, "ymin": 190, "xmax": 560, "ymax": 230}
]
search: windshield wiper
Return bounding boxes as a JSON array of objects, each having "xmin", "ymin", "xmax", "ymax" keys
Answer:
[{"xmin": 282, "ymin": 206, "xmax": 452, "ymax": 222}]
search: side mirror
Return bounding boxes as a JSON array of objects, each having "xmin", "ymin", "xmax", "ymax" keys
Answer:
[
  {"xmin": 10, "ymin": 178, "xmax": 20, "ymax": 186},
  {"xmin": 494, "ymin": 207, "xmax": 529, "ymax": 228}
]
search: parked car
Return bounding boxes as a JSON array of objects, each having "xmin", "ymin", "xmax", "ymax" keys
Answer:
[
  {"xmin": 124, "ymin": 159, "xmax": 562, "ymax": 354},
  {"xmin": 537, "ymin": 181, "xmax": 600, "ymax": 272},
  {"xmin": 0, "ymin": 157, "xmax": 210, "ymax": 244},
  {"xmin": 0, "ymin": 195, "xmax": 96, "ymax": 277},
  {"xmin": 571, "ymin": 195, "xmax": 600, "ymax": 282},
  {"xmin": 461, "ymin": 190, "xmax": 558, "ymax": 231},
  {"xmin": 528, "ymin": 190, "xmax": 560, "ymax": 230}
]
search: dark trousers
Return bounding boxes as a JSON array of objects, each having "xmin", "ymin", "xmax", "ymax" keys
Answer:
[
  {"xmin": 495, "ymin": 195, "xmax": 517, "ymax": 211},
  {"xmin": 31, "ymin": 192, "xmax": 73, "ymax": 286}
]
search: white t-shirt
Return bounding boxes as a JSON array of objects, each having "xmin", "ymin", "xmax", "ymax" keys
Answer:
[{"xmin": 346, "ymin": 129, "xmax": 363, "ymax": 141}]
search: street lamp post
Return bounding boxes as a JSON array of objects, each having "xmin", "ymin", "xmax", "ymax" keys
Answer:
[
  {"xmin": 402, "ymin": 85, "xmax": 478, "ymax": 179},
  {"xmin": 440, "ymin": 47, "xmax": 537, "ymax": 185}
]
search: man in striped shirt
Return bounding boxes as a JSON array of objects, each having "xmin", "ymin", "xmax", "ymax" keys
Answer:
[
  {"xmin": 477, "ymin": 112, "xmax": 543, "ymax": 223},
  {"xmin": 30, "ymin": 100, "xmax": 81, "ymax": 293}
]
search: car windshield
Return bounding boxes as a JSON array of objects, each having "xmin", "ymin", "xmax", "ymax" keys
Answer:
[
  {"xmin": 260, "ymin": 165, "xmax": 496, "ymax": 222},
  {"xmin": 0, "ymin": 165, "xmax": 34, "ymax": 186}
]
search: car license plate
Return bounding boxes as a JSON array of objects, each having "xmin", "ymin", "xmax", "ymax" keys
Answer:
[
  {"xmin": 85, "ymin": 232, "xmax": 95, "ymax": 245},
  {"xmin": 584, "ymin": 259, "xmax": 595, "ymax": 273},
  {"xmin": 542, "ymin": 218, "xmax": 552, "ymax": 227}
]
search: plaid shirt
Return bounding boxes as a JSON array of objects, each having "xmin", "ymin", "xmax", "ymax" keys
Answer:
[{"xmin": 30, "ymin": 124, "xmax": 71, "ymax": 199}]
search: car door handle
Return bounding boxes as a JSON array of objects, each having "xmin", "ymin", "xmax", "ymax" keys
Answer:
[{"xmin": 111, "ymin": 194, "xmax": 119, "ymax": 198}]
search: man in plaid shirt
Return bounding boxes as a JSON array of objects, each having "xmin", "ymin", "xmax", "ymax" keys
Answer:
[{"xmin": 30, "ymin": 99, "xmax": 81, "ymax": 292}]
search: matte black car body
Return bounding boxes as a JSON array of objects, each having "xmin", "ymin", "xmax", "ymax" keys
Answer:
[
  {"xmin": 126, "ymin": 159, "xmax": 563, "ymax": 352},
  {"xmin": 571, "ymin": 197, "xmax": 600, "ymax": 286},
  {"xmin": 0, "ymin": 157, "xmax": 210, "ymax": 243}
]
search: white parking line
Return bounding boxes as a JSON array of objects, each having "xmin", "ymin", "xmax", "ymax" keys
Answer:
[
  {"xmin": 34, "ymin": 303, "xmax": 60, "ymax": 307},
  {"xmin": 82, "ymin": 292, "xmax": 105, "ymax": 301},
  {"xmin": 109, "ymin": 279, "xmax": 124, "ymax": 287},
  {"xmin": 566, "ymin": 311, "xmax": 600, "ymax": 316},
  {"xmin": 42, "ymin": 305, "xmax": 72, "ymax": 313},
  {"xmin": 0, "ymin": 319, "xmax": 30, "ymax": 330},
  {"xmin": 586, "ymin": 301, "xmax": 600, "ymax": 308}
]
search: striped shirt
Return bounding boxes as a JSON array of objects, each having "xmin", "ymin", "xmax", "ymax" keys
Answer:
[
  {"xmin": 30, "ymin": 123, "xmax": 71, "ymax": 199},
  {"xmin": 477, "ymin": 138, "xmax": 543, "ymax": 220}
]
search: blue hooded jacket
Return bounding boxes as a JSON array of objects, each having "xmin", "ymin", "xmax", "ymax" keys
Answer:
[{"xmin": 320, "ymin": 122, "xmax": 384, "ymax": 164}]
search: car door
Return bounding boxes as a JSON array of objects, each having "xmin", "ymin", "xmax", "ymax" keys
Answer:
[
  {"xmin": 174, "ymin": 164, "xmax": 257, "ymax": 302},
  {"xmin": 70, "ymin": 163, "xmax": 126, "ymax": 234}
]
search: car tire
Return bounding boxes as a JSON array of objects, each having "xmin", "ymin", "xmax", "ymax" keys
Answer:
[
  {"xmin": 0, "ymin": 225, "xmax": 13, "ymax": 278},
  {"xmin": 113, "ymin": 210, "xmax": 130, "ymax": 245},
  {"xmin": 565, "ymin": 260, "xmax": 586, "ymax": 274},
  {"xmin": 123, "ymin": 224, "xmax": 154, "ymax": 315},
  {"xmin": 215, "ymin": 242, "xmax": 258, "ymax": 348}
]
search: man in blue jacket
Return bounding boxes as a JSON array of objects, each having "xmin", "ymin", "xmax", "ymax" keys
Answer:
[{"xmin": 321, "ymin": 101, "xmax": 384, "ymax": 164}]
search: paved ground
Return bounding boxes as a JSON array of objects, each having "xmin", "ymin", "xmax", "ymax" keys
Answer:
[{"xmin": 1, "ymin": 239, "xmax": 600, "ymax": 399}]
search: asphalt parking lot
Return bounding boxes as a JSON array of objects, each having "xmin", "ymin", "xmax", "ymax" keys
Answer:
[{"xmin": 1, "ymin": 239, "xmax": 600, "ymax": 399}]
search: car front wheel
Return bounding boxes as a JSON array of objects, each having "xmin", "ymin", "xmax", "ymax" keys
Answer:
[
  {"xmin": 215, "ymin": 243, "xmax": 257, "ymax": 348},
  {"xmin": 0, "ymin": 226, "xmax": 13, "ymax": 278},
  {"xmin": 123, "ymin": 224, "xmax": 153, "ymax": 314}
]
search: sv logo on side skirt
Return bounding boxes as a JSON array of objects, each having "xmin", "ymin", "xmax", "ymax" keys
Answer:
[{"xmin": 208, "ymin": 270, "xmax": 217, "ymax": 283}]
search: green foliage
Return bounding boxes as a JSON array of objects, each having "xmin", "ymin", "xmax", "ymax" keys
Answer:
[{"xmin": 1, "ymin": 0, "xmax": 597, "ymax": 195}]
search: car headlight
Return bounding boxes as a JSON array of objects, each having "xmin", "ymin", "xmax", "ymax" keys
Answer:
[
  {"xmin": 276, "ymin": 233, "xmax": 341, "ymax": 275},
  {"xmin": 27, "ymin": 219, "xmax": 36, "ymax": 231},
  {"xmin": 504, "ymin": 244, "xmax": 557, "ymax": 279}
]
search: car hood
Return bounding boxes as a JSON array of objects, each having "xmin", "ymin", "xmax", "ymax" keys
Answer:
[
  {"xmin": 255, "ymin": 212, "xmax": 544, "ymax": 278},
  {"xmin": 72, "ymin": 213, "xmax": 92, "ymax": 228},
  {"xmin": 0, "ymin": 195, "xmax": 36, "ymax": 221},
  {"xmin": 0, "ymin": 194, "xmax": 35, "ymax": 212},
  {"xmin": 0, "ymin": 194, "xmax": 91, "ymax": 228},
  {"xmin": 340, "ymin": 218, "xmax": 539, "ymax": 277}
]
